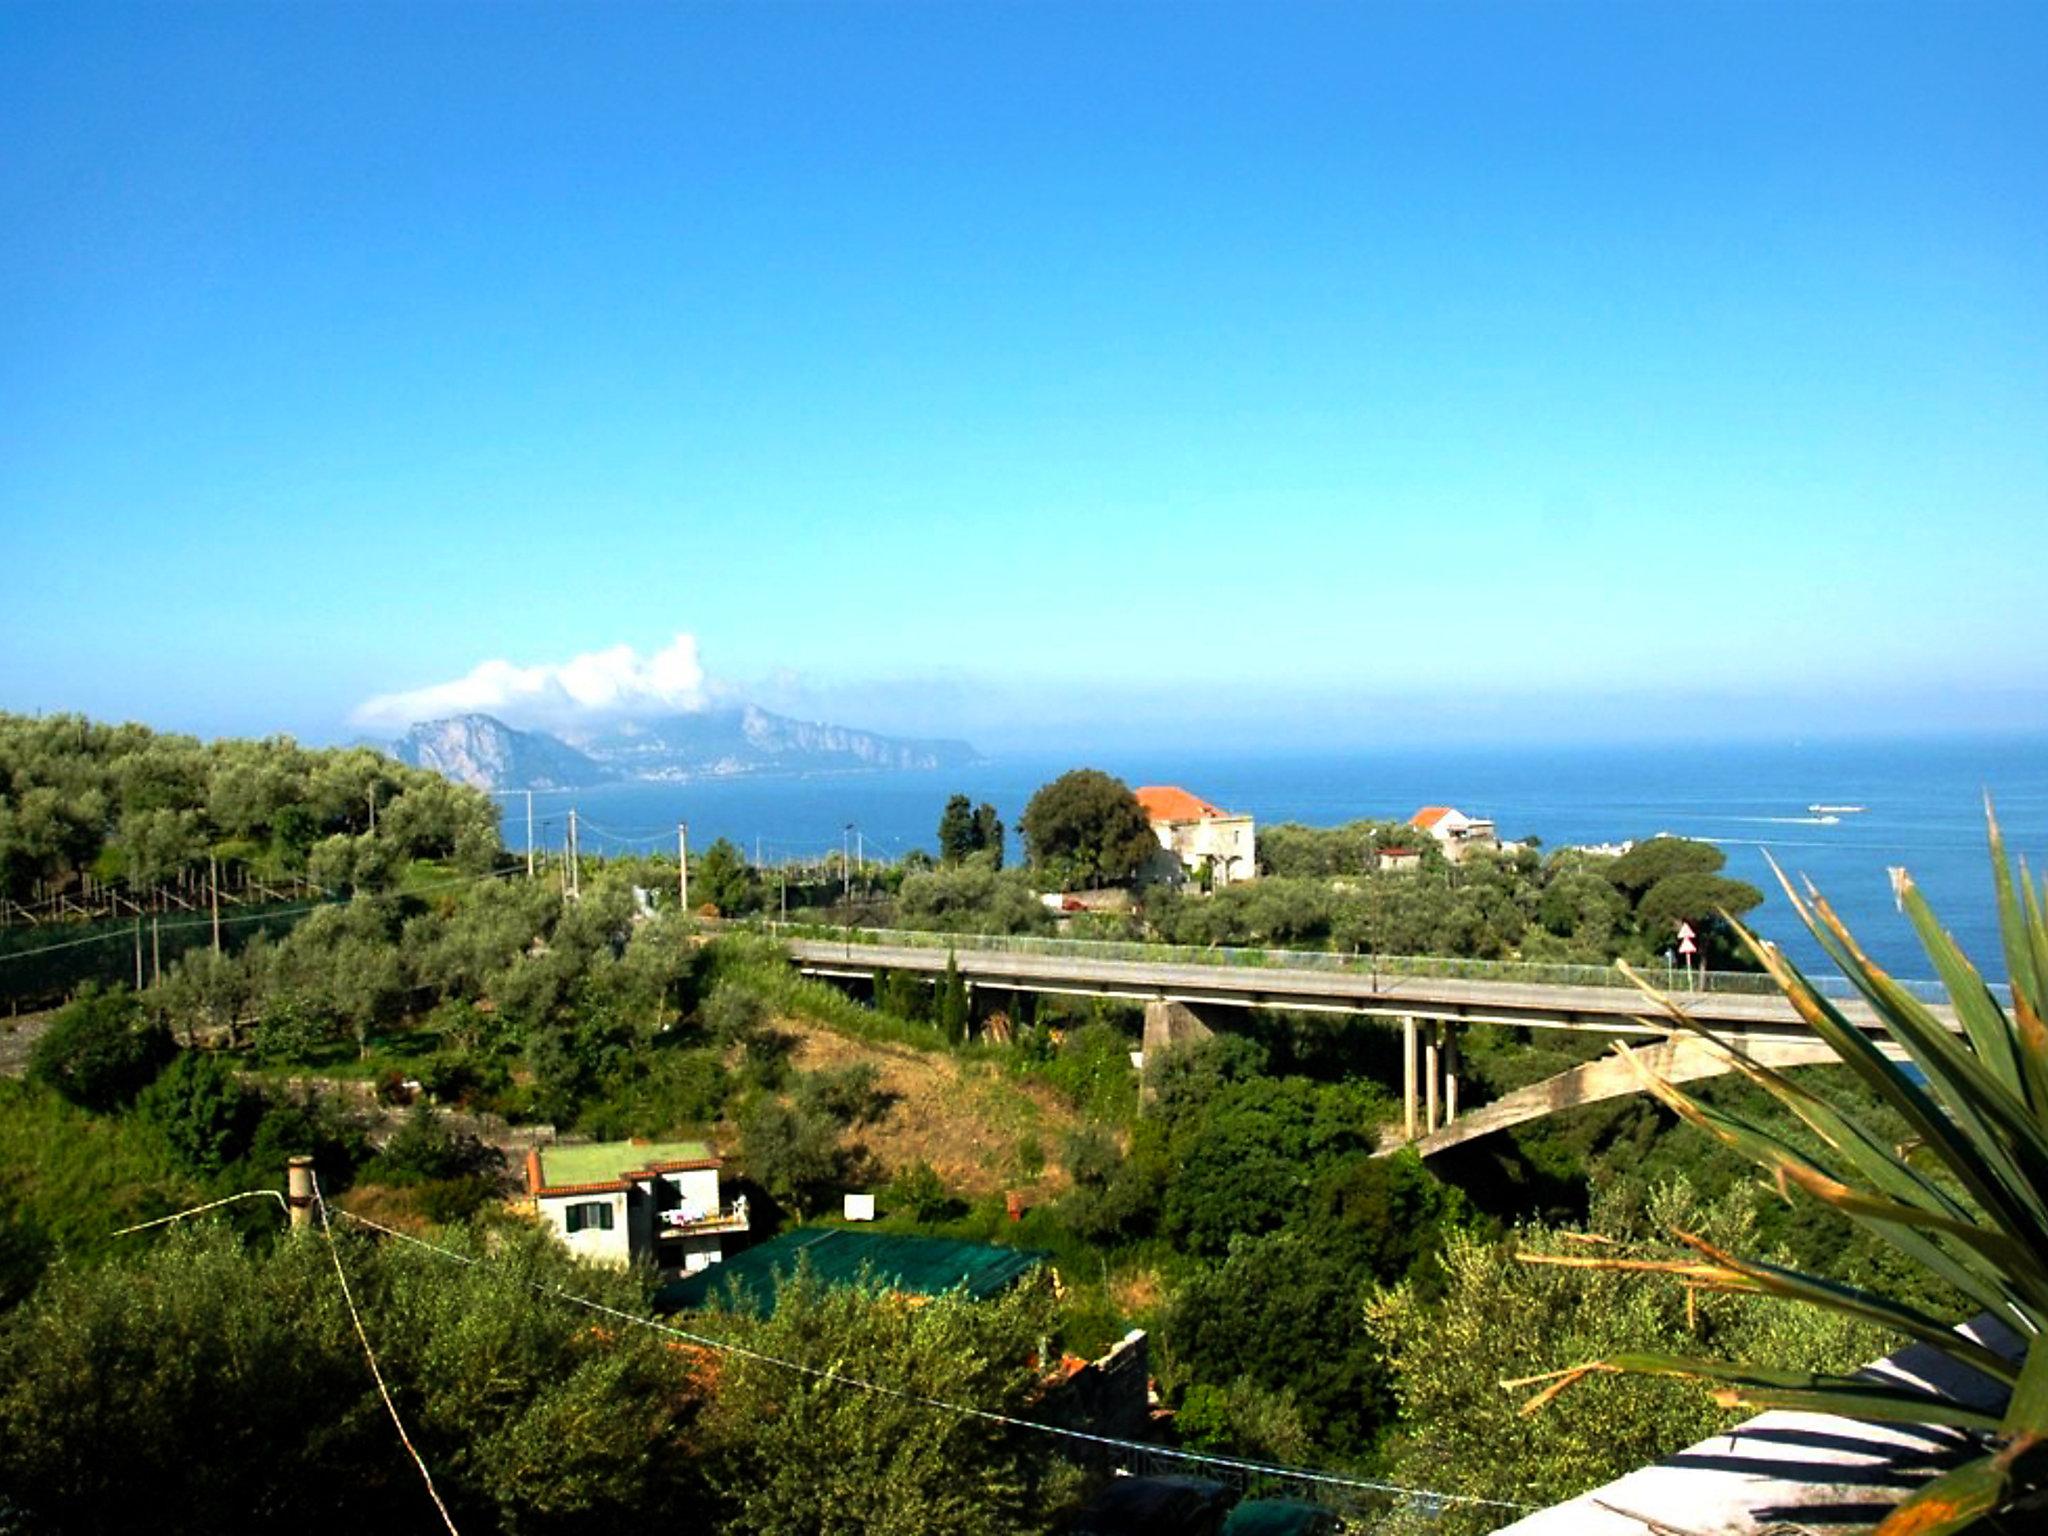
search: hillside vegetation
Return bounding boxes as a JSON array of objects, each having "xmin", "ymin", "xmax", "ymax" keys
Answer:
[{"xmin": 0, "ymin": 718, "xmax": 1947, "ymax": 1530}]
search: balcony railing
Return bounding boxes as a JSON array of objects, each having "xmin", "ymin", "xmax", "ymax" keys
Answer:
[{"xmin": 659, "ymin": 1197, "xmax": 750, "ymax": 1238}]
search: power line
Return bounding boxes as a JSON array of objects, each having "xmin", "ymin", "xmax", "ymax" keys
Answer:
[
  {"xmin": 101, "ymin": 1188, "xmax": 1535, "ymax": 1516},
  {"xmin": 334, "ymin": 1209, "xmax": 1536, "ymax": 1515},
  {"xmin": 312, "ymin": 1176, "xmax": 463, "ymax": 1535},
  {"xmin": 112, "ymin": 1189, "xmax": 288, "ymax": 1237}
]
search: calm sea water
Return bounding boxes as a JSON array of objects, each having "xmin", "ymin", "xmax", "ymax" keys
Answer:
[{"xmin": 500, "ymin": 733, "xmax": 2048, "ymax": 983}]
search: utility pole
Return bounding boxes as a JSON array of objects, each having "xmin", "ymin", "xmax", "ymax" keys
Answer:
[
  {"xmin": 134, "ymin": 917, "xmax": 143, "ymax": 990},
  {"xmin": 209, "ymin": 855, "xmax": 221, "ymax": 954},
  {"xmin": 678, "ymin": 822, "xmax": 689, "ymax": 914},
  {"xmin": 566, "ymin": 809, "xmax": 581, "ymax": 901},
  {"xmin": 525, "ymin": 790, "xmax": 535, "ymax": 880},
  {"xmin": 150, "ymin": 916, "xmax": 161, "ymax": 987},
  {"xmin": 842, "ymin": 824, "xmax": 852, "ymax": 900},
  {"xmin": 367, "ymin": 784, "xmax": 377, "ymax": 836},
  {"xmin": 855, "ymin": 827, "xmax": 864, "ymax": 881}
]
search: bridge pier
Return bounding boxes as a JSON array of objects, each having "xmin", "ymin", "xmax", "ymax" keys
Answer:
[
  {"xmin": 1140, "ymin": 999, "xmax": 1214, "ymax": 1105},
  {"xmin": 1425, "ymin": 1026, "xmax": 1441, "ymax": 1134},
  {"xmin": 1402, "ymin": 1016, "xmax": 1418, "ymax": 1140},
  {"xmin": 1402, "ymin": 1017, "xmax": 1460, "ymax": 1142}
]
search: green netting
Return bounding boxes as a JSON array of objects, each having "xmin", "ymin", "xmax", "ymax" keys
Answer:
[
  {"xmin": 1221, "ymin": 1500, "xmax": 1340, "ymax": 1536},
  {"xmin": 654, "ymin": 1228, "xmax": 1046, "ymax": 1315},
  {"xmin": 0, "ymin": 901, "xmax": 330, "ymax": 1008}
]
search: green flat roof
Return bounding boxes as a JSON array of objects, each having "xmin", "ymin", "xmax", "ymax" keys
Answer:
[
  {"xmin": 536, "ymin": 1139, "xmax": 714, "ymax": 1188},
  {"xmin": 653, "ymin": 1228, "xmax": 1047, "ymax": 1316}
]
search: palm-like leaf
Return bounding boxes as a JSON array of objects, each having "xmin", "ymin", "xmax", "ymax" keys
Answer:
[{"xmin": 1522, "ymin": 808, "xmax": 2048, "ymax": 1536}]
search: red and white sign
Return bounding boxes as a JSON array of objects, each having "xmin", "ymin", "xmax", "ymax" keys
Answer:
[
  {"xmin": 1676, "ymin": 920, "xmax": 1697, "ymax": 942},
  {"xmin": 1678, "ymin": 935, "xmax": 1699, "ymax": 957}
]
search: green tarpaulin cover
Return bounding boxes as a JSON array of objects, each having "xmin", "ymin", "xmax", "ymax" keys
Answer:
[{"xmin": 653, "ymin": 1228, "xmax": 1046, "ymax": 1315}]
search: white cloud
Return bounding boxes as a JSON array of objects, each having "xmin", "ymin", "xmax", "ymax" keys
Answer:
[{"xmin": 354, "ymin": 634, "xmax": 709, "ymax": 730}]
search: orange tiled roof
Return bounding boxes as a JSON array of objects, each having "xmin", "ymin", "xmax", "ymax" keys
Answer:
[
  {"xmin": 1412, "ymin": 806, "xmax": 1457, "ymax": 829},
  {"xmin": 1135, "ymin": 785, "xmax": 1234, "ymax": 823}
]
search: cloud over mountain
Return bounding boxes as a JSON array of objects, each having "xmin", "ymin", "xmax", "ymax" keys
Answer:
[{"xmin": 353, "ymin": 634, "xmax": 709, "ymax": 730}]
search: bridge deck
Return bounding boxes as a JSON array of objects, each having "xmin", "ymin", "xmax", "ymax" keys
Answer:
[{"xmin": 786, "ymin": 936, "xmax": 1903, "ymax": 1040}]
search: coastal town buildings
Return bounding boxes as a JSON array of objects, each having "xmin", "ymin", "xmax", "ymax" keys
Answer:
[
  {"xmin": 527, "ymin": 1139, "xmax": 748, "ymax": 1272},
  {"xmin": 1410, "ymin": 805, "xmax": 1498, "ymax": 863},
  {"xmin": 1134, "ymin": 785, "xmax": 1257, "ymax": 888}
]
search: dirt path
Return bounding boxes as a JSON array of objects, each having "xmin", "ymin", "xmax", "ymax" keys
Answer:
[{"xmin": 0, "ymin": 1011, "xmax": 54, "ymax": 1079}]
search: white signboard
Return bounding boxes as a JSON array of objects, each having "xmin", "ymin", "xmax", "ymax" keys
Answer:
[{"xmin": 844, "ymin": 1193, "xmax": 876, "ymax": 1222}]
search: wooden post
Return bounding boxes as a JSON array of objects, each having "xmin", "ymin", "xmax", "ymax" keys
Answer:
[
  {"xmin": 287, "ymin": 1155, "xmax": 315, "ymax": 1233},
  {"xmin": 678, "ymin": 822, "xmax": 689, "ymax": 914},
  {"xmin": 1425, "ymin": 1024, "xmax": 1441, "ymax": 1134},
  {"xmin": 1402, "ymin": 1015, "xmax": 1418, "ymax": 1141},
  {"xmin": 209, "ymin": 856, "xmax": 221, "ymax": 954},
  {"xmin": 1445, "ymin": 1028, "xmax": 1460, "ymax": 1123}
]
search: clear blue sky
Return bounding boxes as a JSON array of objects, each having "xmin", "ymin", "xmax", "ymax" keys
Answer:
[{"xmin": 2, "ymin": 2, "xmax": 2042, "ymax": 752}]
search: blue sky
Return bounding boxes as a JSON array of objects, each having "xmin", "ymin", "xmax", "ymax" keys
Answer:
[{"xmin": 1, "ymin": 2, "xmax": 2042, "ymax": 753}]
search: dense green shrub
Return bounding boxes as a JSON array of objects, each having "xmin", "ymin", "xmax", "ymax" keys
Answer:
[
  {"xmin": 1365, "ymin": 1183, "xmax": 1891, "ymax": 1534},
  {"xmin": 738, "ymin": 1099, "xmax": 851, "ymax": 1219},
  {"xmin": 136, "ymin": 1052, "xmax": 260, "ymax": 1176},
  {"xmin": 364, "ymin": 1102, "xmax": 504, "ymax": 1187},
  {"xmin": 30, "ymin": 987, "xmax": 174, "ymax": 1111},
  {"xmin": 889, "ymin": 1159, "xmax": 959, "ymax": 1223},
  {"xmin": 794, "ymin": 1063, "xmax": 891, "ymax": 1127},
  {"xmin": 0, "ymin": 1223, "xmax": 705, "ymax": 1535},
  {"xmin": 696, "ymin": 1265, "xmax": 1057, "ymax": 1536}
]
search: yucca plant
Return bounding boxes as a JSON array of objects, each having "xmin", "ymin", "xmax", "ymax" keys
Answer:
[{"xmin": 1519, "ymin": 807, "xmax": 2048, "ymax": 1535}]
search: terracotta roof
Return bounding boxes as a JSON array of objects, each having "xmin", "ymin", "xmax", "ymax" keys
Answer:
[
  {"xmin": 1412, "ymin": 806, "xmax": 1457, "ymax": 829},
  {"xmin": 1135, "ymin": 785, "xmax": 1237, "ymax": 823}
]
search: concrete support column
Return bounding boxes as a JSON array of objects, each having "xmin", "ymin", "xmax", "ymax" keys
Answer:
[
  {"xmin": 1402, "ymin": 1016, "xmax": 1418, "ymax": 1141},
  {"xmin": 1141, "ymin": 999, "xmax": 1215, "ymax": 1105},
  {"xmin": 1425, "ymin": 1025, "xmax": 1441, "ymax": 1135},
  {"xmin": 1444, "ymin": 1028, "xmax": 1460, "ymax": 1124}
]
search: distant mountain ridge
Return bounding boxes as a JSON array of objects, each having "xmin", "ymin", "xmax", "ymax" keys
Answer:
[
  {"xmin": 388, "ymin": 716, "xmax": 610, "ymax": 790},
  {"xmin": 386, "ymin": 707, "xmax": 978, "ymax": 790}
]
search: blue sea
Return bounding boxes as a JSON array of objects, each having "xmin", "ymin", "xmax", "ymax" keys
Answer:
[{"xmin": 500, "ymin": 733, "xmax": 2048, "ymax": 985}]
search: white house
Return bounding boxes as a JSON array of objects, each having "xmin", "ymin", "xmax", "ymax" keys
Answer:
[
  {"xmin": 526, "ymin": 1139, "xmax": 748, "ymax": 1273},
  {"xmin": 1135, "ymin": 785, "xmax": 1256, "ymax": 888},
  {"xmin": 1411, "ymin": 805, "xmax": 1499, "ymax": 863}
]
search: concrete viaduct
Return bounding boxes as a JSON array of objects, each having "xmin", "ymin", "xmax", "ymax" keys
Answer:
[{"xmin": 780, "ymin": 932, "xmax": 1931, "ymax": 1157}]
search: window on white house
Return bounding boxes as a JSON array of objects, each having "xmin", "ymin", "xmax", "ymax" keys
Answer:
[{"xmin": 565, "ymin": 1201, "xmax": 614, "ymax": 1234}]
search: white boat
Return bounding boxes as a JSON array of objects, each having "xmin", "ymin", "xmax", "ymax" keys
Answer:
[{"xmin": 1808, "ymin": 804, "xmax": 1866, "ymax": 815}]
